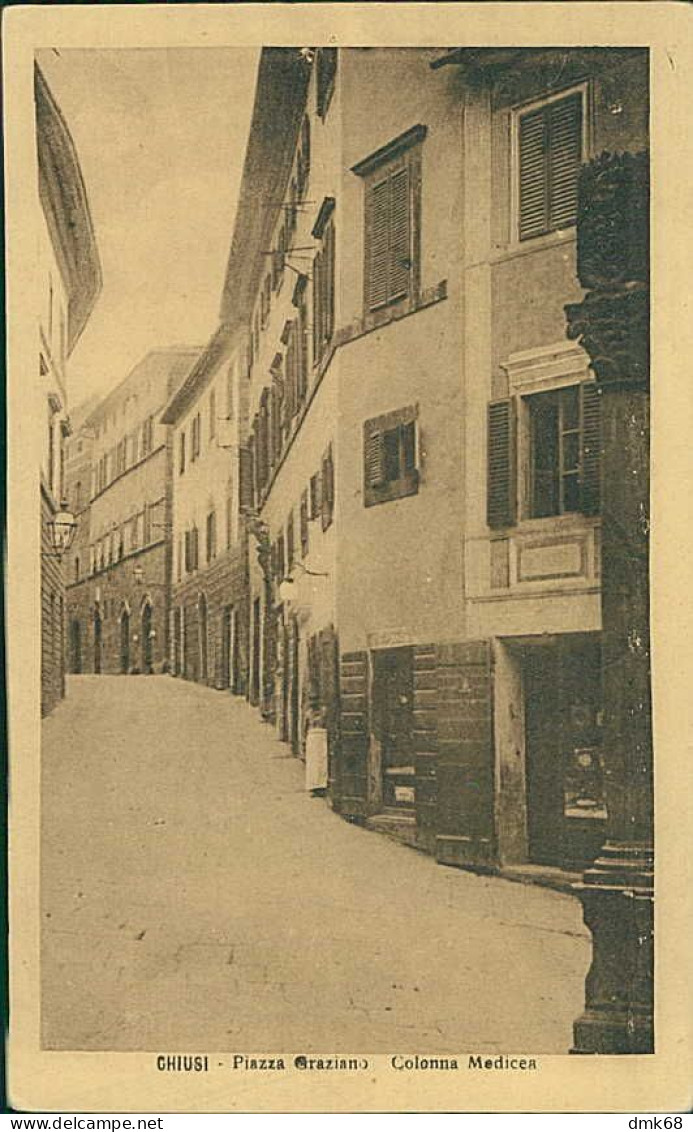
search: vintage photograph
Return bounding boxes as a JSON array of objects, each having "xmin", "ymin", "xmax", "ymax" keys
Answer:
[{"xmin": 34, "ymin": 41, "xmax": 654, "ymax": 1063}]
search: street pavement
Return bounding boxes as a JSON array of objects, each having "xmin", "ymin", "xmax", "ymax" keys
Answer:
[{"xmin": 41, "ymin": 676, "xmax": 590, "ymax": 1053}]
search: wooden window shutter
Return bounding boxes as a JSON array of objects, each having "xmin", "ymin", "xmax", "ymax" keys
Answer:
[
  {"xmin": 364, "ymin": 428, "xmax": 386, "ymax": 488},
  {"xmin": 388, "ymin": 166, "xmax": 411, "ymax": 301},
  {"xmin": 325, "ymin": 220, "xmax": 335, "ymax": 343},
  {"xmin": 239, "ymin": 444, "xmax": 254, "ymax": 513},
  {"xmin": 300, "ymin": 490, "xmax": 309, "ymax": 556},
  {"xmin": 366, "ymin": 177, "xmax": 390, "ymax": 310},
  {"xmin": 548, "ymin": 94, "xmax": 582, "ymax": 232},
  {"xmin": 579, "ymin": 381, "xmax": 602, "ymax": 516},
  {"xmin": 519, "ymin": 108, "xmax": 548, "ymax": 241},
  {"xmin": 321, "ymin": 445, "xmax": 335, "ymax": 530},
  {"xmin": 487, "ymin": 398, "xmax": 517, "ymax": 529},
  {"xmin": 313, "ymin": 250, "xmax": 322, "ymax": 360}
]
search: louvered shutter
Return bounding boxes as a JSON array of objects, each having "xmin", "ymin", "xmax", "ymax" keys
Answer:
[
  {"xmin": 519, "ymin": 108, "xmax": 548, "ymax": 241},
  {"xmin": 300, "ymin": 491, "xmax": 309, "ymax": 556},
  {"xmin": 313, "ymin": 250, "xmax": 322, "ymax": 360},
  {"xmin": 365, "ymin": 429, "xmax": 386, "ymax": 488},
  {"xmin": 325, "ymin": 220, "xmax": 335, "ymax": 343},
  {"xmin": 239, "ymin": 444, "xmax": 254, "ymax": 513},
  {"xmin": 579, "ymin": 381, "xmax": 602, "ymax": 516},
  {"xmin": 322, "ymin": 446, "xmax": 335, "ymax": 530},
  {"xmin": 487, "ymin": 398, "xmax": 517, "ymax": 529},
  {"xmin": 548, "ymin": 94, "xmax": 582, "ymax": 231},
  {"xmin": 366, "ymin": 177, "xmax": 390, "ymax": 310},
  {"xmin": 388, "ymin": 167, "xmax": 411, "ymax": 301}
]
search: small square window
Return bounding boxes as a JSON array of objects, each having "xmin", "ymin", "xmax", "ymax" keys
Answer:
[{"xmin": 364, "ymin": 408, "xmax": 419, "ymax": 508}]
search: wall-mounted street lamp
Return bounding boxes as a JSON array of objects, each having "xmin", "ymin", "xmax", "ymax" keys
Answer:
[{"xmin": 43, "ymin": 504, "xmax": 78, "ymax": 559}]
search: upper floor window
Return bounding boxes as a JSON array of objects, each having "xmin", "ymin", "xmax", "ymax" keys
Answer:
[
  {"xmin": 515, "ymin": 88, "xmax": 585, "ymax": 243},
  {"xmin": 179, "ymin": 431, "xmax": 186, "ymax": 476},
  {"xmin": 209, "ymin": 389, "xmax": 216, "ymax": 441},
  {"xmin": 191, "ymin": 413, "xmax": 201, "ymax": 461},
  {"xmin": 316, "ymin": 48, "xmax": 337, "ymax": 119},
  {"xmin": 487, "ymin": 381, "xmax": 601, "ymax": 528},
  {"xmin": 363, "ymin": 405, "xmax": 419, "ymax": 508},
  {"xmin": 352, "ymin": 125, "xmax": 426, "ymax": 314},
  {"xmin": 297, "ymin": 116, "xmax": 311, "ymax": 199},
  {"xmin": 312, "ymin": 198, "xmax": 335, "ymax": 364},
  {"xmin": 206, "ymin": 510, "xmax": 217, "ymax": 563},
  {"xmin": 321, "ymin": 443, "xmax": 335, "ymax": 530}
]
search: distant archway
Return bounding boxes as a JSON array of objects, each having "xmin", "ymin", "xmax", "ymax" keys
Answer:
[
  {"xmin": 141, "ymin": 599, "xmax": 153, "ymax": 674},
  {"xmin": 120, "ymin": 606, "xmax": 131, "ymax": 673}
]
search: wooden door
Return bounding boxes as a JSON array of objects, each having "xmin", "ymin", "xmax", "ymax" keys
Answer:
[{"xmin": 373, "ymin": 647, "xmax": 415, "ymax": 810}]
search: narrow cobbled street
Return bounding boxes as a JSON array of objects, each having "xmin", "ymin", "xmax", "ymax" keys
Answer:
[{"xmin": 42, "ymin": 676, "xmax": 590, "ymax": 1054}]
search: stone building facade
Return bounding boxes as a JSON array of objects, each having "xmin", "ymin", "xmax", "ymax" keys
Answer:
[
  {"xmin": 64, "ymin": 348, "xmax": 199, "ymax": 676},
  {"xmin": 164, "ymin": 47, "xmax": 648, "ymax": 883},
  {"xmin": 36, "ymin": 63, "xmax": 101, "ymax": 715}
]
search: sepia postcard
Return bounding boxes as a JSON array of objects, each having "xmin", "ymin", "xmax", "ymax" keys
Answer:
[{"xmin": 4, "ymin": 1, "xmax": 692, "ymax": 1115}]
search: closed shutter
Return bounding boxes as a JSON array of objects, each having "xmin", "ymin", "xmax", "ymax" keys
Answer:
[
  {"xmin": 519, "ymin": 108, "xmax": 548, "ymax": 241},
  {"xmin": 366, "ymin": 177, "xmax": 390, "ymax": 310},
  {"xmin": 388, "ymin": 167, "xmax": 410, "ymax": 301},
  {"xmin": 322, "ymin": 445, "xmax": 335, "ymax": 530},
  {"xmin": 325, "ymin": 220, "xmax": 335, "ymax": 343},
  {"xmin": 548, "ymin": 93, "xmax": 582, "ymax": 231},
  {"xmin": 487, "ymin": 398, "xmax": 517, "ymax": 529},
  {"xmin": 313, "ymin": 250, "xmax": 322, "ymax": 360},
  {"xmin": 579, "ymin": 381, "xmax": 602, "ymax": 516},
  {"xmin": 300, "ymin": 491, "xmax": 309, "ymax": 557},
  {"xmin": 239, "ymin": 444, "xmax": 254, "ymax": 513},
  {"xmin": 364, "ymin": 429, "xmax": 386, "ymax": 488}
]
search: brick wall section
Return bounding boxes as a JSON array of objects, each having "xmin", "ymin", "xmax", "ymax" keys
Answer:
[
  {"xmin": 41, "ymin": 488, "xmax": 65, "ymax": 716},
  {"xmin": 334, "ymin": 650, "xmax": 369, "ymax": 818},
  {"xmin": 434, "ymin": 641, "xmax": 496, "ymax": 868},
  {"xmin": 412, "ymin": 643, "xmax": 438, "ymax": 853},
  {"xmin": 171, "ymin": 537, "xmax": 250, "ymax": 695}
]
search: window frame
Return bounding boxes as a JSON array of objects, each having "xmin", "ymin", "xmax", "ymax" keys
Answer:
[
  {"xmin": 510, "ymin": 82, "xmax": 590, "ymax": 248},
  {"xmin": 363, "ymin": 405, "xmax": 420, "ymax": 509},
  {"xmin": 352, "ymin": 125, "xmax": 426, "ymax": 318}
]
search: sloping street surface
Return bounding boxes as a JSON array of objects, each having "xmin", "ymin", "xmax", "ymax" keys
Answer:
[{"xmin": 42, "ymin": 676, "xmax": 590, "ymax": 1053}]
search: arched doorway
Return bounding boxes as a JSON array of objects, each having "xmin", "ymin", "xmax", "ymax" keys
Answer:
[
  {"xmin": 120, "ymin": 607, "xmax": 131, "ymax": 673},
  {"xmin": 69, "ymin": 619, "xmax": 82, "ymax": 674},
  {"xmin": 198, "ymin": 593, "xmax": 208, "ymax": 684},
  {"xmin": 141, "ymin": 600, "xmax": 153, "ymax": 674},
  {"xmin": 93, "ymin": 608, "xmax": 102, "ymax": 674}
]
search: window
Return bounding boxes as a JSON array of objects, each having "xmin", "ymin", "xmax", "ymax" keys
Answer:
[
  {"xmin": 287, "ymin": 511, "xmax": 296, "ymax": 572},
  {"xmin": 226, "ymin": 489, "xmax": 234, "ymax": 550},
  {"xmin": 321, "ymin": 443, "xmax": 335, "ymax": 529},
  {"xmin": 297, "ymin": 116, "xmax": 311, "ymax": 199},
  {"xmin": 309, "ymin": 471, "xmax": 322, "ymax": 520},
  {"xmin": 300, "ymin": 490, "xmax": 309, "ymax": 558},
  {"xmin": 141, "ymin": 415, "xmax": 154, "ymax": 456},
  {"xmin": 74, "ymin": 556, "xmax": 80, "ymax": 583},
  {"xmin": 292, "ymin": 276, "xmax": 309, "ymax": 407},
  {"xmin": 486, "ymin": 382, "xmax": 601, "ymax": 528},
  {"xmin": 191, "ymin": 413, "xmax": 201, "ymax": 461},
  {"xmin": 316, "ymin": 48, "xmax": 337, "ymax": 119},
  {"xmin": 352, "ymin": 125, "xmax": 426, "ymax": 314},
  {"xmin": 312, "ymin": 198, "xmax": 335, "ymax": 363},
  {"xmin": 206, "ymin": 510, "xmax": 217, "ymax": 563},
  {"xmin": 179, "ymin": 431, "xmax": 186, "ymax": 475},
  {"xmin": 516, "ymin": 88, "xmax": 585, "ymax": 242},
  {"xmin": 185, "ymin": 527, "xmax": 199, "ymax": 574},
  {"xmin": 209, "ymin": 389, "xmax": 216, "ymax": 440},
  {"xmin": 364, "ymin": 406, "xmax": 419, "ymax": 508}
]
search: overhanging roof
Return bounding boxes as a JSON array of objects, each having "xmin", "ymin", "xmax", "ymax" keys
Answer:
[{"xmin": 35, "ymin": 63, "xmax": 102, "ymax": 355}]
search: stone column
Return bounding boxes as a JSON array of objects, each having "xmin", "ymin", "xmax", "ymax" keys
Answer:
[{"xmin": 565, "ymin": 150, "xmax": 653, "ymax": 1053}]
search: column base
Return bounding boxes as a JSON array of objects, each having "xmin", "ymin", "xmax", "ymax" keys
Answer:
[{"xmin": 572, "ymin": 842, "xmax": 654, "ymax": 1054}]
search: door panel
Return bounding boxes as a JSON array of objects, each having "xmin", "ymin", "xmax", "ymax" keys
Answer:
[{"xmin": 373, "ymin": 648, "xmax": 415, "ymax": 810}]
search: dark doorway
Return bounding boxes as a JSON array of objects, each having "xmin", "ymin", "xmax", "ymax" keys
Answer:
[
  {"xmin": 251, "ymin": 597, "xmax": 261, "ymax": 705},
  {"xmin": 373, "ymin": 647, "xmax": 415, "ymax": 810},
  {"xmin": 198, "ymin": 594, "xmax": 208, "ymax": 683},
  {"xmin": 290, "ymin": 615, "xmax": 300, "ymax": 756},
  {"xmin": 524, "ymin": 637, "xmax": 605, "ymax": 869},
  {"xmin": 120, "ymin": 609, "xmax": 130, "ymax": 673},
  {"xmin": 221, "ymin": 606, "xmax": 232, "ymax": 689},
  {"xmin": 142, "ymin": 603, "xmax": 153, "ymax": 673},
  {"xmin": 69, "ymin": 619, "xmax": 82, "ymax": 674},
  {"xmin": 93, "ymin": 609, "xmax": 102, "ymax": 674},
  {"xmin": 280, "ymin": 613, "xmax": 289, "ymax": 741}
]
